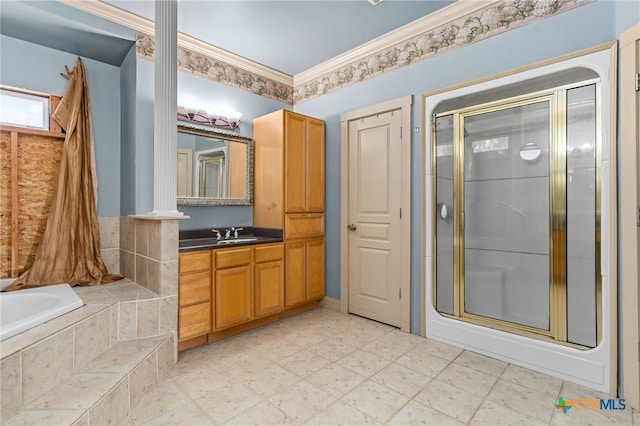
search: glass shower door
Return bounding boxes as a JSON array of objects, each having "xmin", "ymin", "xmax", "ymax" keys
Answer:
[{"xmin": 462, "ymin": 100, "xmax": 551, "ymax": 331}]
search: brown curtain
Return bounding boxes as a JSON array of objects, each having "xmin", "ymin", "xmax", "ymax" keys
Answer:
[{"xmin": 6, "ymin": 58, "xmax": 122, "ymax": 291}]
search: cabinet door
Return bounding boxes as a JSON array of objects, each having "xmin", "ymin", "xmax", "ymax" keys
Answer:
[
  {"xmin": 179, "ymin": 271, "xmax": 210, "ymax": 307},
  {"xmin": 255, "ymin": 259, "xmax": 285, "ymax": 317},
  {"xmin": 285, "ymin": 241, "xmax": 306, "ymax": 307},
  {"xmin": 284, "ymin": 112, "xmax": 307, "ymax": 213},
  {"xmin": 214, "ymin": 265, "xmax": 252, "ymax": 330},
  {"xmin": 179, "ymin": 303, "xmax": 211, "ymax": 341},
  {"xmin": 306, "ymin": 118, "xmax": 325, "ymax": 212},
  {"xmin": 307, "ymin": 238, "xmax": 325, "ymax": 301}
]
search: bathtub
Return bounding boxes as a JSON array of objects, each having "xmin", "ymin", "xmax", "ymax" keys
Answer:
[{"xmin": 0, "ymin": 284, "xmax": 84, "ymax": 341}]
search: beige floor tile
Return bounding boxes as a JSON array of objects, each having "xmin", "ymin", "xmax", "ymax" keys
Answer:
[
  {"xmin": 370, "ymin": 363, "xmax": 432, "ymax": 398},
  {"xmin": 193, "ymin": 382, "xmax": 262, "ymax": 424},
  {"xmin": 336, "ymin": 349, "xmax": 392, "ymax": 377},
  {"xmin": 306, "ymin": 363, "xmax": 367, "ymax": 397},
  {"xmin": 4, "ymin": 409, "xmax": 84, "ymax": 426},
  {"xmin": 307, "ymin": 400, "xmax": 377, "ymax": 425},
  {"xmin": 454, "ymin": 350, "xmax": 509, "ymax": 376},
  {"xmin": 171, "ymin": 363, "xmax": 238, "ymax": 399},
  {"xmin": 487, "ymin": 378, "xmax": 555, "ymax": 423},
  {"xmin": 500, "ymin": 363, "xmax": 563, "ymax": 396},
  {"xmin": 129, "ymin": 378, "xmax": 193, "ymax": 425},
  {"xmin": 307, "ymin": 337, "xmax": 359, "ymax": 362},
  {"xmin": 413, "ymin": 338, "xmax": 464, "ymax": 361},
  {"xmin": 361, "ymin": 336, "xmax": 414, "ymax": 361},
  {"xmin": 395, "ymin": 347, "xmax": 451, "ymax": 378},
  {"xmin": 267, "ymin": 380, "xmax": 335, "ymax": 423},
  {"xmin": 471, "ymin": 400, "xmax": 546, "ymax": 425},
  {"xmin": 226, "ymin": 400, "xmax": 295, "ymax": 425},
  {"xmin": 139, "ymin": 401, "xmax": 214, "ymax": 426},
  {"xmin": 217, "ymin": 351, "xmax": 276, "ymax": 381},
  {"xmin": 387, "ymin": 400, "xmax": 464, "ymax": 425},
  {"xmin": 341, "ymin": 380, "xmax": 409, "ymax": 423},
  {"xmin": 436, "ymin": 362, "xmax": 498, "ymax": 397},
  {"xmin": 241, "ymin": 363, "xmax": 301, "ymax": 398},
  {"xmin": 414, "ymin": 378, "xmax": 484, "ymax": 423},
  {"xmin": 278, "ymin": 349, "xmax": 332, "ymax": 377}
]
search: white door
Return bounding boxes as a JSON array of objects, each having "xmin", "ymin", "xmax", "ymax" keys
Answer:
[{"xmin": 347, "ymin": 111, "xmax": 403, "ymax": 327}]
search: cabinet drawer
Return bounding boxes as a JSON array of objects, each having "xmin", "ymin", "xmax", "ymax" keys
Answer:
[
  {"xmin": 255, "ymin": 244, "xmax": 284, "ymax": 263},
  {"xmin": 179, "ymin": 271, "xmax": 210, "ymax": 306},
  {"xmin": 179, "ymin": 251, "xmax": 211, "ymax": 273},
  {"xmin": 284, "ymin": 213, "xmax": 324, "ymax": 239},
  {"xmin": 215, "ymin": 248, "xmax": 252, "ymax": 269},
  {"xmin": 178, "ymin": 303, "xmax": 210, "ymax": 341}
]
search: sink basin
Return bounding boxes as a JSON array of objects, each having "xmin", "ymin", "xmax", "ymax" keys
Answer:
[
  {"xmin": 216, "ymin": 238, "xmax": 259, "ymax": 244},
  {"xmin": 179, "ymin": 236, "xmax": 261, "ymax": 250}
]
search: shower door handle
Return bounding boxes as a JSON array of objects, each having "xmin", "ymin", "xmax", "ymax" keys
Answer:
[{"xmin": 438, "ymin": 203, "xmax": 451, "ymax": 221}]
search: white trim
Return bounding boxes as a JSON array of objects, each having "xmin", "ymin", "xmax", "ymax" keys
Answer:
[
  {"xmin": 340, "ymin": 95, "xmax": 412, "ymax": 332},
  {"xmin": 58, "ymin": 0, "xmax": 293, "ymax": 86},
  {"xmin": 60, "ymin": 0, "xmax": 495, "ymax": 90},
  {"xmin": 619, "ymin": 21, "xmax": 640, "ymax": 410},
  {"xmin": 295, "ymin": 0, "xmax": 497, "ymax": 86}
]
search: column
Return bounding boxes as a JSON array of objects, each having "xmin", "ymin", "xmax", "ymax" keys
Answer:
[{"xmin": 150, "ymin": 0, "xmax": 183, "ymax": 217}]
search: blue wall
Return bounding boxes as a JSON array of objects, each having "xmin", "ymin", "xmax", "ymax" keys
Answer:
[
  {"xmin": 129, "ymin": 58, "xmax": 290, "ymax": 227},
  {"xmin": 0, "ymin": 35, "xmax": 122, "ymax": 217},
  {"xmin": 293, "ymin": 0, "xmax": 637, "ymax": 334}
]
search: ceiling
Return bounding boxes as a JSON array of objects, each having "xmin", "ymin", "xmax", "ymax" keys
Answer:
[{"xmin": 1, "ymin": 0, "xmax": 455, "ymax": 75}]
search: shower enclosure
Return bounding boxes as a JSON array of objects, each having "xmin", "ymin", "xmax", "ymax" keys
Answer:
[{"xmin": 433, "ymin": 76, "xmax": 600, "ymax": 348}]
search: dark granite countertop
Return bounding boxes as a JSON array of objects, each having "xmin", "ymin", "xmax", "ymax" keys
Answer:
[{"xmin": 179, "ymin": 227, "xmax": 283, "ymax": 252}]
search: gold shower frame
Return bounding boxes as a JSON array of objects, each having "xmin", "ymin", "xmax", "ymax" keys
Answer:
[{"xmin": 431, "ymin": 78, "xmax": 602, "ymax": 349}]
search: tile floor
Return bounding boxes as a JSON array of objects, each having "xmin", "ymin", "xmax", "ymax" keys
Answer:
[{"xmin": 129, "ymin": 307, "xmax": 638, "ymax": 425}]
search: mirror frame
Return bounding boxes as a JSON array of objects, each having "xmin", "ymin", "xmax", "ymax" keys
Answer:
[{"xmin": 177, "ymin": 122, "xmax": 253, "ymax": 206}]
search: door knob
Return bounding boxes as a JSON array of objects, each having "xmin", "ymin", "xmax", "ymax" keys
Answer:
[{"xmin": 347, "ymin": 224, "xmax": 357, "ymax": 231}]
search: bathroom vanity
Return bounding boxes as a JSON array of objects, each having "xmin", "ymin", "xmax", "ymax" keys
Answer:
[
  {"xmin": 178, "ymin": 109, "xmax": 326, "ymax": 351},
  {"xmin": 178, "ymin": 230, "xmax": 285, "ymax": 351}
]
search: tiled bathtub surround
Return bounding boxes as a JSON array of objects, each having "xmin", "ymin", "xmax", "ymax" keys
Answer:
[
  {"xmin": 0, "ymin": 280, "xmax": 176, "ymax": 424},
  {"xmin": 98, "ymin": 216, "xmax": 121, "ymax": 276},
  {"xmin": 120, "ymin": 217, "xmax": 179, "ymax": 297}
]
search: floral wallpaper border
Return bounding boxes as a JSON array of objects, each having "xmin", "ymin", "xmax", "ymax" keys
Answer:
[
  {"xmin": 136, "ymin": 34, "xmax": 294, "ymax": 104},
  {"xmin": 136, "ymin": 0, "xmax": 591, "ymax": 105}
]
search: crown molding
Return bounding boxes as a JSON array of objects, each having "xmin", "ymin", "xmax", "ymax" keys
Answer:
[
  {"xmin": 57, "ymin": 0, "xmax": 293, "ymax": 86},
  {"xmin": 294, "ymin": 0, "xmax": 496, "ymax": 85}
]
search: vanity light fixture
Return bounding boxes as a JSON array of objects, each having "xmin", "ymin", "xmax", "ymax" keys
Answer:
[
  {"xmin": 177, "ymin": 106, "xmax": 242, "ymax": 131},
  {"xmin": 368, "ymin": 0, "xmax": 384, "ymax": 5}
]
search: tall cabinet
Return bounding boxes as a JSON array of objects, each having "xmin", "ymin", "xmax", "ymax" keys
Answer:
[{"xmin": 253, "ymin": 110, "xmax": 325, "ymax": 308}]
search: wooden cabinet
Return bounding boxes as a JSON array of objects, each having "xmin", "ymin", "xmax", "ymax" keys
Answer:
[
  {"xmin": 254, "ymin": 109, "xmax": 326, "ymax": 309},
  {"xmin": 283, "ymin": 112, "xmax": 325, "ymax": 214},
  {"xmin": 285, "ymin": 238, "xmax": 325, "ymax": 308},
  {"xmin": 178, "ymin": 243, "xmax": 285, "ymax": 349},
  {"xmin": 254, "ymin": 110, "xmax": 325, "ymax": 230},
  {"xmin": 254, "ymin": 244, "xmax": 285, "ymax": 317},
  {"xmin": 214, "ymin": 248, "xmax": 253, "ymax": 330},
  {"xmin": 178, "ymin": 250, "xmax": 211, "ymax": 343}
]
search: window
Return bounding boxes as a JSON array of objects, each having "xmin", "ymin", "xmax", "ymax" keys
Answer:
[{"xmin": 0, "ymin": 88, "xmax": 50, "ymax": 131}]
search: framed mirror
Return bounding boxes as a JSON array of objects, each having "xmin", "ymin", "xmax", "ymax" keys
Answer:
[{"xmin": 177, "ymin": 123, "xmax": 253, "ymax": 206}]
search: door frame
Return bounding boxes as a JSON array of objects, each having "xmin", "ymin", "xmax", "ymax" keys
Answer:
[
  {"xmin": 340, "ymin": 95, "xmax": 412, "ymax": 332},
  {"xmin": 619, "ymin": 22, "xmax": 640, "ymax": 410}
]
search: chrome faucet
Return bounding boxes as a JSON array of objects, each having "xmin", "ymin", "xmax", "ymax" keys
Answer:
[
  {"xmin": 225, "ymin": 228, "xmax": 232, "ymax": 239},
  {"xmin": 211, "ymin": 229, "xmax": 222, "ymax": 240},
  {"xmin": 234, "ymin": 227, "xmax": 243, "ymax": 238}
]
